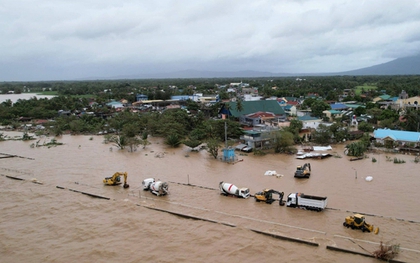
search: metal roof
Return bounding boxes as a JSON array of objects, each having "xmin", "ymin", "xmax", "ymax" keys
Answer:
[{"xmin": 373, "ymin": 129, "xmax": 420, "ymax": 143}]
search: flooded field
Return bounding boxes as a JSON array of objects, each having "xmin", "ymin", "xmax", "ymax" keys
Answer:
[{"xmin": 1, "ymin": 132, "xmax": 419, "ymax": 262}]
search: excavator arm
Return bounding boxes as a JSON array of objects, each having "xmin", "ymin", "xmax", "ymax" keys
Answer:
[{"xmin": 272, "ymin": 190, "xmax": 285, "ymax": 206}]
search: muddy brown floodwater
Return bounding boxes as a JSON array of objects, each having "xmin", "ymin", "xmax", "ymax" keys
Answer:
[{"xmin": 1, "ymin": 132, "xmax": 420, "ymax": 263}]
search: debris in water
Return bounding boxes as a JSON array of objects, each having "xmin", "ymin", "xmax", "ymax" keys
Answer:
[
  {"xmin": 372, "ymin": 241, "xmax": 399, "ymax": 260},
  {"xmin": 365, "ymin": 176, "xmax": 373, "ymax": 182}
]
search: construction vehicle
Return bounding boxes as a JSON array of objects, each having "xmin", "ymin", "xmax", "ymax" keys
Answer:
[
  {"xmin": 219, "ymin": 181, "xmax": 250, "ymax": 198},
  {"xmin": 254, "ymin": 189, "xmax": 285, "ymax": 205},
  {"xmin": 103, "ymin": 172, "xmax": 129, "ymax": 188},
  {"xmin": 286, "ymin": 192, "xmax": 327, "ymax": 211},
  {"xmin": 294, "ymin": 163, "xmax": 311, "ymax": 178},
  {"xmin": 343, "ymin": 214, "xmax": 379, "ymax": 234},
  {"xmin": 142, "ymin": 178, "xmax": 169, "ymax": 196}
]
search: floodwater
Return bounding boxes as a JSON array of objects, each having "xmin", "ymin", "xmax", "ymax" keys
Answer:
[
  {"xmin": 1, "ymin": 132, "xmax": 419, "ymax": 263},
  {"xmin": 0, "ymin": 94, "xmax": 56, "ymax": 103}
]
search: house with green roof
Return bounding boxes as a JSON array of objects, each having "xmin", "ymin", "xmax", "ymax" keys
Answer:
[
  {"xmin": 297, "ymin": 115, "xmax": 325, "ymax": 130},
  {"xmin": 373, "ymin": 94, "xmax": 391, "ymax": 103}
]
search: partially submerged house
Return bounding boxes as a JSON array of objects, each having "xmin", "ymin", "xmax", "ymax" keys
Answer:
[
  {"xmin": 373, "ymin": 128, "xmax": 420, "ymax": 149},
  {"xmin": 238, "ymin": 127, "xmax": 279, "ymax": 151}
]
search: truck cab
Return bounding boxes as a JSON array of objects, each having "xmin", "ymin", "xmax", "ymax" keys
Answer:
[
  {"xmin": 286, "ymin": 193, "xmax": 297, "ymax": 207},
  {"xmin": 238, "ymin": 188, "xmax": 250, "ymax": 198}
]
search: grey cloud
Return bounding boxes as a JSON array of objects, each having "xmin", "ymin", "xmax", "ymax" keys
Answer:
[{"xmin": 1, "ymin": 0, "xmax": 420, "ymax": 80}]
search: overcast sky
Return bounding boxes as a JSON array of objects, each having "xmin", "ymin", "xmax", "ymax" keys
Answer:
[{"xmin": 1, "ymin": 0, "xmax": 420, "ymax": 81}]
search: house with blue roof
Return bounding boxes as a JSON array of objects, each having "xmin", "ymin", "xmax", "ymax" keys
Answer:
[
  {"xmin": 373, "ymin": 128, "xmax": 420, "ymax": 148},
  {"xmin": 330, "ymin": 103, "xmax": 348, "ymax": 111}
]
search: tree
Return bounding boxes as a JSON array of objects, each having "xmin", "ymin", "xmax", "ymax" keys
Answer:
[
  {"xmin": 126, "ymin": 136, "xmax": 141, "ymax": 152},
  {"xmin": 400, "ymin": 108, "xmax": 420, "ymax": 131},
  {"xmin": 345, "ymin": 141, "xmax": 367, "ymax": 157},
  {"xmin": 273, "ymin": 131, "xmax": 295, "ymax": 153},
  {"xmin": 311, "ymin": 100, "xmax": 331, "ymax": 118},
  {"xmin": 165, "ymin": 134, "xmax": 182, "ymax": 148},
  {"xmin": 141, "ymin": 131, "xmax": 150, "ymax": 149},
  {"xmin": 311, "ymin": 124, "xmax": 333, "ymax": 145},
  {"xmin": 206, "ymin": 138, "xmax": 221, "ymax": 159},
  {"xmin": 183, "ymin": 139, "xmax": 202, "ymax": 150},
  {"xmin": 358, "ymin": 122, "xmax": 374, "ymax": 132},
  {"xmin": 329, "ymin": 123, "xmax": 349, "ymax": 143},
  {"xmin": 354, "ymin": 106, "xmax": 366, "ymax": 116},
  {"xmin": 106, "ymin": 134, "xmax": 128, "ymax": 150},
  {"xmin": 235, "ymin": 97, "xmax": 244, "ymax": 113}
]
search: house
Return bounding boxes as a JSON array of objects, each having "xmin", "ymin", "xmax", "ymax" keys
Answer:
[
  {"xmin": 283, "ymin": 101, "xmax": 299, "ymax": 116},
  {"xmin": 330, "ymin": 103, "xmax": 348, "ymax": 111},
  {"xmin": 297, "ymin": 115, "xmax": 325, "ymax": 130},
  {"xmin": 106, "ymin": 101, "xmax": 124, "ymax": 109},
  {"xmin": 373, "ymin": 128, "xmax": 420, "ymax": 148},
  {"xmin": 221, "ymin": 100, "xmax": 286, "ymax": 121},
  {"xmin": 239, "ymin": 111, "xmax": 282, "ymax": 127},
  {"xmin": 169, "ymin": 93, "xmax": 219, "ymax": 104},
  {"xmin": 373, "ymin": 94, "xmax": 391, "ymax": 103},
  {"xmin": 243, "ymin": 94, "xmax": 263, "ymax": 101},
  {"xmin": 395, "ymin": 95, "xmax": 420, "ymax": 110},
  {"xmin": 239, "ymin": 127, "xmax": 279, "ymax": 151},
  {"xmin": 323, "ymin": 110, "xmax": 343, "ymax": 122},
  {"xmin": 136, "ymin": 94, "xmax": 148, "ymax": 101}
]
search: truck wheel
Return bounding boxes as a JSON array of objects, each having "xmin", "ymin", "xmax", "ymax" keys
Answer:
[
  {"xmin": 351, "ymin": 225, "xmax": 355, "ymax": 229},
  {"xmin": 343, "ymin": 222, "xmax": 347, "ymax": 227}
]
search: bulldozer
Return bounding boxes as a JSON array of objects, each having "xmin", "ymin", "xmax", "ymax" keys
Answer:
[
  {"xmin": 103, "ymin": 172, "xmax": 129, "ymax": 188},
  {"xmin": 343, "ymin": 214, "xmax": 379, "ymax": 234},
  {"xmin": 254, "ymin": 189, "xmax": 285, "ymax": 206},
  {"xmin": 294, "ymin": 163, "xmax": 311, "ymax": 178}
]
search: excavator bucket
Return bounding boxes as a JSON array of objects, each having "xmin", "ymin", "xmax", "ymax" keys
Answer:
[{"xmin": 374, "ymin": 227, "xmax": 379, "ymax": 235}]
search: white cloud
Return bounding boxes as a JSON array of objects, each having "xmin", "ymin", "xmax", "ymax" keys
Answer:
[{"xmin": 1, "ymin": 0, "xmax": 420, "ymax": 80}]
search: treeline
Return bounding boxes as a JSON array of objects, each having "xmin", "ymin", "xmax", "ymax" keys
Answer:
[{"xmin": 2, "ymin": 75, "xmax": 420, "ymax": 101}]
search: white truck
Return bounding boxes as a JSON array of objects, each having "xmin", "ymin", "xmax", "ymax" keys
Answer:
[
  {"xmin": 219, "ymin": 181, "xmax": 250, "ymax": 199},
  {"xmin": 286, "ymin": 192, "xmax": 327, "ymax": 211},
  {"xmin": 142, "ymin": 178, "xmax": 169, "ymax": 196}
]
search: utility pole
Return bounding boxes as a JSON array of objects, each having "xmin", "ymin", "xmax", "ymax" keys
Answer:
[
  {"xmin": 224, "ymin": 121, "xmax": 228, "ymax": 148},
  {"xmin": 352, "ymin": 167, "xmax": 357, "ymax": 179}
]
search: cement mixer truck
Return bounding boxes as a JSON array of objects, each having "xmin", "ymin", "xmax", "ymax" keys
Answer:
[
  {"xmin": 219, "ymin": 181, "xmax": 250, "ymax": 198},
  {"xmin": 142, "ymin": 178, "xmax": 169, "ymax": 196}
]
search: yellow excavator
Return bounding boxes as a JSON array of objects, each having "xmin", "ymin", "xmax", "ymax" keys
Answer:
[
  {"xmin": 103, "ymin": 172, "xmax": 129, "ymax": 188},
  {"xmin": 254, "ymin": 189, "xmax": 285, "ymax": 206},
  {"xmin": 343, "ymin": 214, "xmax": 379, "ymax": 234},
  {"xmin": 294, "ymin": 163, "xmax": 311, "ymax": 178}
]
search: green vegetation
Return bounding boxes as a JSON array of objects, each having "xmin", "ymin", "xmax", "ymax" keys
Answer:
[
  {"xmin": 354, "ymin": 84, "xmax": 377, "ymax": 95},
  {"xmin": 393, "ymin": 158, "xmax": 406, "ymax": 164},
  {"xmin": 1, "ymin": 75, "xmax": 419, "ymax": 156}
]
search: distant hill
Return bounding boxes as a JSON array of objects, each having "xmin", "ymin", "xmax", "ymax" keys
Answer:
[
  {"xmin": 85, "ymin": 54, "xmax": 420, "ymax": 80},
  {"xmin": 108, "ymin": 70, "xmax": 291, "ymax": 80},
  {"xmin": 334, "ymin": 54, "xmax": 420, "ymax": 75}
]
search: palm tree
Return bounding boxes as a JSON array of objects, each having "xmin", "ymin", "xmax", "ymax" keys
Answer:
[{"xmin": 236, "ymin": 96, "xmax": 244, "ymax": 113}]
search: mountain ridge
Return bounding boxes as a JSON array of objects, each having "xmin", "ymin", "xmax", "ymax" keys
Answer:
[{"xmin": 84, "ymin": 54, "xmax": 420, "ymax": 80}]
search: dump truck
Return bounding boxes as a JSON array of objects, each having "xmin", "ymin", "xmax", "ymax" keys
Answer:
[
  {"xmin": 286, "ymin": 192, "xmax": 327, "ymax": 211},
  {"xmin": 219, "ymin": 181, "xmax": 250, "ymax": 199},
  {"xmin": 343, "ymin": 214, "xmax": 379, "ymax": 234},
  {"xmin": 142, "ymin": 178, "xmax": 169, "ymax": 196},
  {"xmin": 294, "ymin": 163, "xmax": 311, "ymax": 178}
]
